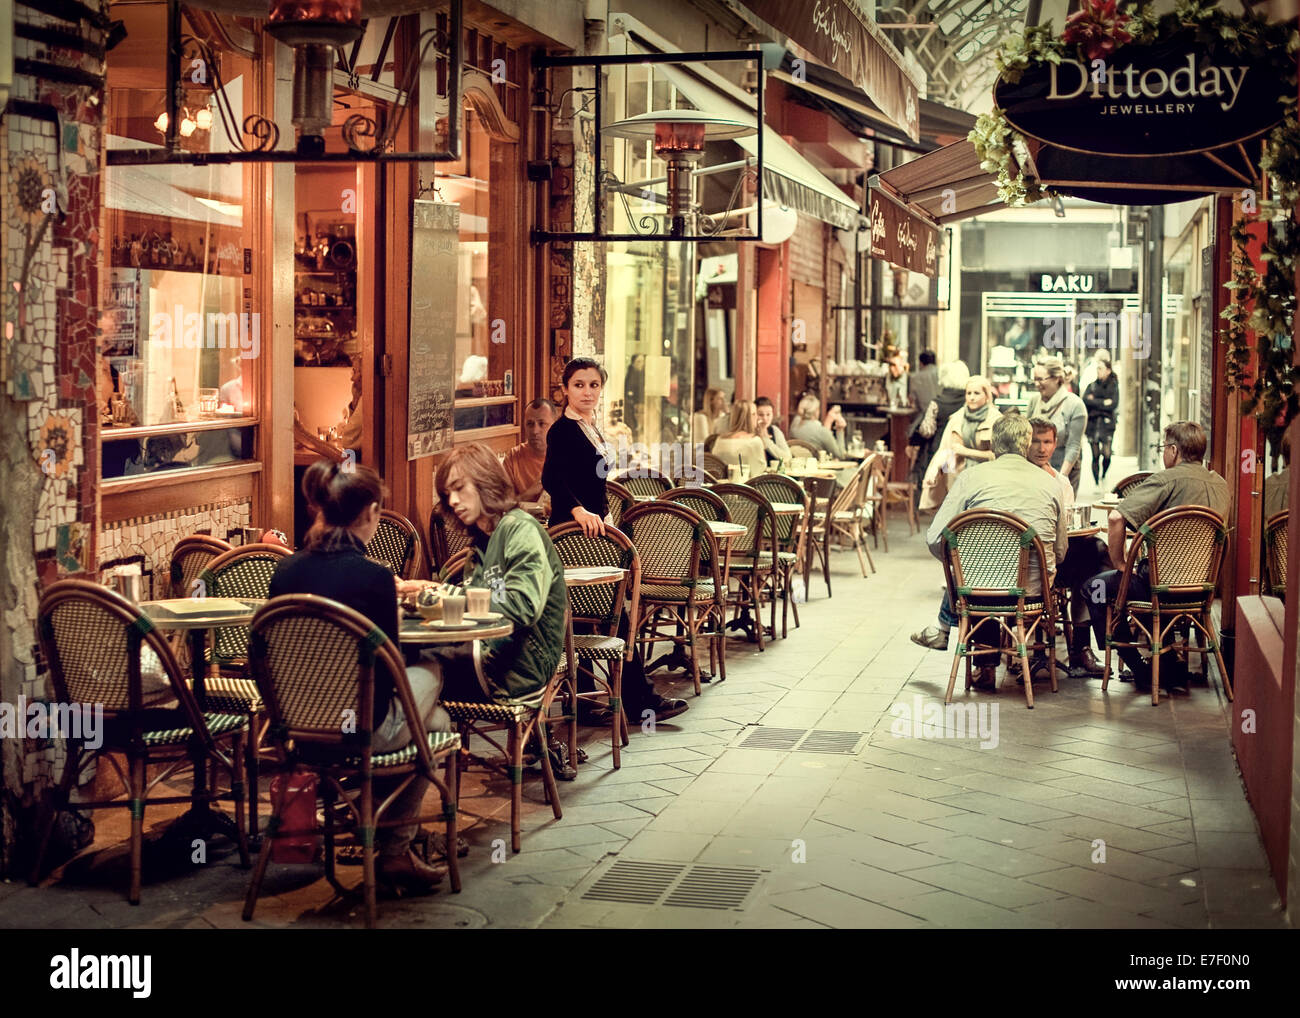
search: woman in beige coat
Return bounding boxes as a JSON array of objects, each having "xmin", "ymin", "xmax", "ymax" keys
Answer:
[{"xmin": 919, "ymin": 374, "xmax": 1000, "ymax": 511}]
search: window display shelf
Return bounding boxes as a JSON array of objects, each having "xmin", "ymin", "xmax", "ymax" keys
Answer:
[{"xmin": 100, "ymin": 416, "xmax": 256, "ymax": 439}]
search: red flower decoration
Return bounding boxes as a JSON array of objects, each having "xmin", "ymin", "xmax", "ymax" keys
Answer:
[{"xmin": 1063, "ymin": 0, "xmax": 1133, "ymax": 62}]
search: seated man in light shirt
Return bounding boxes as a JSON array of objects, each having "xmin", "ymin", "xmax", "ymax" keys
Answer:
[
  {"xmin": 754, "ymin": 396, "xmax": 790, "ymax": 466},
  {"xmin": 502, "ymin": 398, "xmax": 556, "ymax": 502},
  {"xmin": 910, "ymin": 414, "xmax": 1068, "ymax": 691}
]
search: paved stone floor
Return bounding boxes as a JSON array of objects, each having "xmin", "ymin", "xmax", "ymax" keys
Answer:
[{"xmin": 0, "ymin": 469, "xmax": 1288, "ymax": 929}]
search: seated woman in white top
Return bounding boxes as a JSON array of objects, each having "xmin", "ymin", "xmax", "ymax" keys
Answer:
[{"xmin": 711, "ymin": 400, "xmax": 767, "ymax": 476}]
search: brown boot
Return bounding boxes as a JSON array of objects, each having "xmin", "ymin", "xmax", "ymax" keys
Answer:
[{"xmin": 1070, "ymin": 646, "xmax": 1105, "ymax": 677}]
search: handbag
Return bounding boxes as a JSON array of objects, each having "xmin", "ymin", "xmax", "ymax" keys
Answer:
[
  {"xmin": 917, "ymin": 400, "xmax": 939, "ymax": 439},
  {"xmin": 268, "ymin": 768, "xmax": 320, "ymax": 863}
]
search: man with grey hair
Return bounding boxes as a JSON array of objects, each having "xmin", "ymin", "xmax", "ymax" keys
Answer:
[{"xmin": 912, "ymin": 413, "xmax": 1069, "ymax": 689}]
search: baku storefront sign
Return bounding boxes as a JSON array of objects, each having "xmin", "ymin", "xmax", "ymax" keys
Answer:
[
  {"xmin": 744, "ymin": 0, "xmax": 921, "ymax": 141},
  {"xmin": 869, "ymin": 190, "xmax": 939, "ymax": 278},
  {"xmin": 994, "ymin": 34, "xmax": 1286, "ymax": 157}
]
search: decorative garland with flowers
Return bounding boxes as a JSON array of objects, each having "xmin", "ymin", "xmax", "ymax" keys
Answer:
[{"xmin": 977, "ymin": 0, "xmax": 1300, "ymax": 440}]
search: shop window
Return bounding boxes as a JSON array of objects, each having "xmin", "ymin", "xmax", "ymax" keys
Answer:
[{"xmin": 100, "ymin": 1, "xmax": 258, "ymax": 478}]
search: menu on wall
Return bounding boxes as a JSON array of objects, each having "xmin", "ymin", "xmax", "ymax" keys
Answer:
[{"xmin": 407, "ymin": 201, "xmax": 459, "ymax": 460}]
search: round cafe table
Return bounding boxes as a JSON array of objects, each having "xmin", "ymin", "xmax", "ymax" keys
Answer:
[
  {"xmin": 136, "ymin": 596, "xmax": 265, "ymax": 847},
  {"xmin": 563, "ymin": 566, "xmax": 627, "ymax": 587},
  {"xmin": 1068, "ymin": 526, "xmax": 1103, "ymax": 539},
  {"xmin": 767, "ymin": 501, "xmax": 806, "ymax": 517},
  {"xmin": 400, "ymin": 615, "xmax": 513, "ymax": 645}
]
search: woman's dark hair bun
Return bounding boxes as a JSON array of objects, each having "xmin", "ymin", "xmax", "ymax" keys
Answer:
[{"xmin": 301, "ymin": 458, "xmax": 388, "ymax": 550}]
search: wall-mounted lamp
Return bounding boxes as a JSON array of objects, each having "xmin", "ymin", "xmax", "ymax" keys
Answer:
[{"xmin": 604, "ymin": 108, "xmax": 755, "ymax": 236}]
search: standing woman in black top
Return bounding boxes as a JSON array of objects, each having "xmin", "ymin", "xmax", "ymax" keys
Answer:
[
  {"xmin": 543, "ymin": 357, "xmax": 613, "ymax": 535},
  {"xmin": 541, "ymin": 356, "xmax": 688, "ymax": 723},
  {"xmin": 1083, "ymin": 349, "xmax": 1119, "ymax": 487}
]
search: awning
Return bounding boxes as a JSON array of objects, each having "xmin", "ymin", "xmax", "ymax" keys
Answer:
[
  {"xmin": 651, "ymin": 58, "xmax": 861, "ymax": 231},
  {"xmin": 873, "ymin": 139, "xmax": 1011, "ymax": 225},
  {"xmin": 736, "ymin": 0, "xmax": 923, "ymax": 142}
]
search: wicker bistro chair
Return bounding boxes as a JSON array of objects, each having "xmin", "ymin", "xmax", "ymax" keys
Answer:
[
  {"xmin": 611, "ymin": 468, "xmax": 673, "ymax": 501},
  {"xmin": 660, "ymin": 485, "xmax": 730, "ymax": 523},
  {"xmin": 800, "ymin": 475, "xmax": 836, "ymax": 597},
  {"xmin": 605, "ymin": 480, "xmax": 635, "ymax": 527},
  {"xmin": 365, "ymin": 509, "xmax": 424, "ymax": 580},
  {"xmin": 807, "ymin": 459, "xmax": 873, "ymax": 586},
  {"xmin": 852, "ymin": 455, "xmax": 883, "ymax": 569},
  {"xmin": 701, "ymin": 452, "xmax": 730, "ymax": 480},
  {"xmin": 938, "ymin": 509, "xmax": 1060, "ymax": 709},
  {"xmin": 1113, "ymin": 472, "xmax": 1152, "ymax": 498},
  {"xmin": 169, "ymin": 534, "xmax": 231, "ymax": 598},
  {"xmin": 1102, "ymin": 506, "xmax": 1232, "ymax": 706},
  {"xmin": 878, "ymin": 450, "xmax": 919, "ymax": 540},
  {"xmin": 241, "ymin": 595, "xmax": 462, "ymax": 928},
  {"xmin": 746, "ymin": 474, "xmax": 809, "ymax": 637},
  {"xmin": 438, "ymin": 548, "xmax": 473, "ymax": 585},
  {"xmin": 1264, "ymin": 511, "xmax": 1288, "ymax": 601},
  {"xmin": 787, "ymin": 438, "xmax": 819, "ymax": 458},
  {"xmin": 549, "ymin": 522, "xmax": 640, "ymax": 768},
  {"xmin": 32, "ymin": 580, "xmax": 250, "ymax": 904},
  {"xmin": 197, "ymin": 542, "xmax": 292, "ymax": 837},
  {"xmin": 669, "ymin": 463, "xmax": 715, "ymax": 486},
  {"xmin": 621, "ymin": 500, "xmax": 727, "ymax": 694},
  {"xmin": 712, "ymin": 483, "xmax": 781, "ymax": 650},
  {"xmin": 428, "ymin": 509, "xmax": 473, "ymax": 574},
  {"xmin": 440, "ymin": 632, "xmax": 574, "ymax": 854}
]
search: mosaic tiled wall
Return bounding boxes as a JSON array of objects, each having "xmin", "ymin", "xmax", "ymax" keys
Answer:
[
  {"xmin": 1, "ymin": 1, "xmax": 109, "ymax": 871},
  {"xmin": 98, "ymin": 499, "xmax": 253, "ymax": 599}
]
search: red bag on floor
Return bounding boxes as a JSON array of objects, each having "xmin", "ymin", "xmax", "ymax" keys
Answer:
[{"xmin": 269, "ymin": 769, "xmax": 319, "ymax": 863}]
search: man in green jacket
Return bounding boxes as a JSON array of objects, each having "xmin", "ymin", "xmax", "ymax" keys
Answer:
[{"xmin": 433, "ymin": 444, "xmax": 567, "ymax": 703}]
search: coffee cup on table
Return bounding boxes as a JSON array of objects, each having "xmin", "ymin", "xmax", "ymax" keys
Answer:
[
  {"xmin": 442, "ymin": 594, "xmax": 466, "ymax": 625},
  {"xmin": 466, "ymin": 587, "xmax": 491, "ymax": 615}
]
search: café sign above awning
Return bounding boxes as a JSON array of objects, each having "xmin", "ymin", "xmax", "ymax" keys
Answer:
[
  {"xmin": 740, "ymin": 0, "xmax": 922, "ymax": 141},
  {"xmin": 868, "ymin": 187, "xmax": 940, "ymax": 278},
  {"xmin": 994, "ymin": 33, "xmax": 1287, "ymax": 157}
]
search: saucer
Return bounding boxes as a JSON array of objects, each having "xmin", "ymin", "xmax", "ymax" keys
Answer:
[
  {"xmin": 465, "ymin": 611, "xmax": 503, "ymax": 622},
  {"xmin": 425, "ymin": 619, "xmax": 476, "ymax": 630}
]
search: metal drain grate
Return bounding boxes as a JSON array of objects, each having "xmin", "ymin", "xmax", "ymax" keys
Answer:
[
  {"xmin": 663, "ymin": 865, "xmax": 763, "ymax": 910},
  {"xmin": 581, "ymin": 860, "xmax": 765, "ymax": 910},
  {"xmin": 739, "ymin": 727, "xmax": 805, "ymax": 750},
  {"xmin": 582, "ymin": 860, "xmax": 680, "ymax": 905},
  {"xmin": 795, "ymin": 730, "xmax": 864, "ymax": 755},
  {"xmin": 738, "ymin": 727, "xmax": 864, "ymax": 754}
]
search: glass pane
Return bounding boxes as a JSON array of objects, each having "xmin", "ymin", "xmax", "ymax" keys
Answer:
[{"xmin": 102, "ymin": 425, "xmax": 254, "ymax": 480}]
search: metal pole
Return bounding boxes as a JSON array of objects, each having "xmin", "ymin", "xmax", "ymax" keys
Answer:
[
  {"xmin": 165, "ymin": 0, "xmax": 179, "ymax": 157},
  {"xmin": 756, "ymin": 56, "xmax": 764, "ymax": 243}
]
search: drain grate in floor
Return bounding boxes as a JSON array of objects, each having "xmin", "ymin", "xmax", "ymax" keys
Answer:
[
  {"xmin": 582, "ymin": 860, "xmax": 680, "ymax": 905},
  {"xmin": 795, "ymin": 730, "xmax": 864, "ymax": 754},
  {"xmin": 663, "ymin": 865, "xmax": 763, "ymax": 910},
  {"xmin": 739, "ymin": 727, "xmax": 805, "ymax": 750},
  {"xmin": 738, "ymin": 727, "xmax": 864, "ymax": 755},
  {"xmin": 582, "ymin": 859, "xmax": 764, "ymax": 910}
]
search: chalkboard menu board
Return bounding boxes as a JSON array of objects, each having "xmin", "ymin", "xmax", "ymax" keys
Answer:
[{"xmin": 407, "ymin": 201, "xmax": 459, "ymax": 459}]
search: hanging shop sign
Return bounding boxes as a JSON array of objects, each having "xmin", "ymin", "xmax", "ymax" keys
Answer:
[
  {"xmin": 868, "ymin": 190, "xmax": 940, "ymax": 278},
  {"xmin": 994, "ymin": 34, "xmax": 1286, "ymax": 157},
  {"xmin": 743, "ymin": 0, "xmax": 921, "ymax": 141}
]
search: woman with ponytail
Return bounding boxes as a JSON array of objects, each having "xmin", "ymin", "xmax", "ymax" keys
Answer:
[{"xmin": 270, "ymin": 459, "xmax": 450, "ymax": 893}]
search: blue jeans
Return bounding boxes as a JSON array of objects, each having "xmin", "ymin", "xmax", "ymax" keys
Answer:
[{"xmin": 938, "ymin": 590, "xmax": 957, "ymax": 629}]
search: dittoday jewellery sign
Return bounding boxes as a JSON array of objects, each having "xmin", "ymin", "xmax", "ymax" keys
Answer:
[{"xmin": 994, "ymin": 34, "xmax": 1287, "ymax": 157}]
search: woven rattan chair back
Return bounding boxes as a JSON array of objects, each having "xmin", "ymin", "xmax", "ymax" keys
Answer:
[
  {"xmin": 748, "ymin": 474, "xmax": 805, "ymax": 550},
  {"xmin": 200, "ymin": 544, "xmax": 292, "ymax": 663},
  {"xmin": 440, "ymin": 548, "xmax": 473, "ymax": 584},
  {"xmin": 429, "ymin": 509, "xmax": 473, "ymax": 571},
  {"xmin": 619, "ymin": 501, "xmax": 705, "ymax": 587},
  {"xmin": 1128, "ymin": 506, "xmax": 1227, "ymax": 601},
  {"xmin": 787, "ymin": 438, "xmax": 819, "ymax": 457},
  {"xmin": 941, "ymin": 510, "xmax": 1040, "ymax": 597},
  {"xmin": 169, "ymin": 535, "xmax": 232, "ymax": 599},
  {"xmin": 548, "ymin": 522, "xmax": 638, "ymax": 633},
  {"xmin": 1113, "ymin": 471, "xmax": 1152, "ymax": 498},
  {"xmin": 702, "ymin": 452, "xmax": 730, "ymax": 479},
  {"xmin": 712, "ymin": 482, "xmax": 777, "ymax": 560},
  {"xmin": 611, "ymin": 469, "xmax": 672, "ymax": 500},
  {"xmin": 859, "ymin": 454, "xmax": 886, "ymax": 518},
  {"xmin": 660, "ymin": 485, "xmax": 730, "ymax": 523},
  {"xmin": 1265, "ymin": 511, "xmax": 1288, "ymax": 598},
  {"xmin": 669, "ymin": 463, "xmax": 713, "ymax": 485},
  {"xmin": 248, "ymin": 594, "xmax": 407, "ymax": 746},
  {"xmin": 38, "ymin": 579, "xmax": 200, "ymax": 718},
  {"xmin": 605, "ymin": 480, "xmax": 635, "ymax": 526},
  {"xmin": 365, "ymin": 509, "xmax": 422, "ymax": 579}
]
